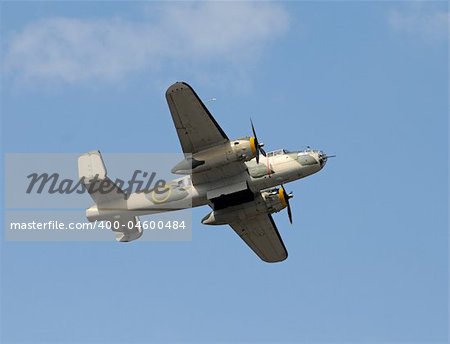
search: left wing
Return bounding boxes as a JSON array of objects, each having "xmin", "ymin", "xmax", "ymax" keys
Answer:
[
  {"xmin": 166, "ymin": 82, "xmax": 229, "ymax": 154},
  {"xmin": 230, "ymin": 214, "xmax": 288, "ymax": 263}
]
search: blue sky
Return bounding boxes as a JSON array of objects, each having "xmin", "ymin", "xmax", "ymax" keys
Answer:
[{"xmin": 1, "ymin": 1, "xmax": 448, "ymax": 343}]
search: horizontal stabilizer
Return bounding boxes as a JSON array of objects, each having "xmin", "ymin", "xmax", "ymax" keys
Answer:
[{"xmin": 110, "ymin": 214, "xmax": 143, "ymax": 242}]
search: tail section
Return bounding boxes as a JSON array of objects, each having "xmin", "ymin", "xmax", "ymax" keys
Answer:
[{"xmin": 78, "ymin": 151, "xmax": 142, "ymax": 242}]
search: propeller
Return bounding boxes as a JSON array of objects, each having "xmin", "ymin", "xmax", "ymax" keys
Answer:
[
  {"xmin": 250, "ymin": 119, "xmax": 266, "ymax": 164},
  {"xmin": 281, "ymin": 185, "xmax": 294, "ymax": 224}
]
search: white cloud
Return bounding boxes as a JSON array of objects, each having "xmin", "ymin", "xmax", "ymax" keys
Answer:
[
  {"xmin": 387, "ymin": 4, "xmax": 448, "ymax": 42},
  {"xmin": 3, "ymin": 3, "xmax": 289, "ymax": 84}
]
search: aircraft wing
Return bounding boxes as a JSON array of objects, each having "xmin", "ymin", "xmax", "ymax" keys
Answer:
[
  {"xmin": 166, "ymin": 82, "xmax": 229, "ymax": 154},
  {"xmin": 229, "ymin": 214, "xmax": 288, "ymax": 263}
]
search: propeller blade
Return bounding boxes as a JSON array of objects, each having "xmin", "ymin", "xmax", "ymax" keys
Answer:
[
  {"xmin": 251, "ymin": 118, "xmax": 265, "ymax": 164},
  {"xmin": 260, "ymin": 147, "xmax": 267, "ymax": 156},
  {"xmin": 250, "ymin": 119, "xmax": 260, "ymax": 164},
  {"xmin": 281, "ymin": 185, "xmax": 293, "ymax": 224},
  {"xmin": 250, "ymin": 118, "xmax": 257, "ymax": 137},
  {"xmin": 287, "ymin": 203, "xmax": 293, "ymax": 224}
]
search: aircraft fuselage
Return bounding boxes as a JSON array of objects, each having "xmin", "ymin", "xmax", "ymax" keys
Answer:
[{"xmin": 86, "ymin": 148, "xmax": 326, "ymax": 221}]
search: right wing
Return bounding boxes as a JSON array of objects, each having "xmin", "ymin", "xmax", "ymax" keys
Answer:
[
  {"xmin": 230, "ymin": 214, "xmax": 288, "ymax": 263},
  {"xmin": 166, "ymin": 82, "xmax": 229, "ymax": 154}
]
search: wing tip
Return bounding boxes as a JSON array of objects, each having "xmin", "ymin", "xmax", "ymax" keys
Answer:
[
  {"xmin": 260, "ymin": 251, "xmax": 289, "ymax": 263},
  {"xmin": 164, "ymin": 81, "xmax": 229, "ymax": 141},
  {"xmin": 166, "ymin": 81, "xmax": 192, "ymax": 97}
]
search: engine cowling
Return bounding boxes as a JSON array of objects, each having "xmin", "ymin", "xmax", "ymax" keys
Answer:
[
  {"xmin": 261, "ymin": 188, "xmax": 288, "ymax": 214},
  {"xmin": 171, "ymin": 138, "xmax": 257, "ymax": 174},
  {"xmin": 201, "ymin": 187, "xmax": 288, "ymax": 225}
]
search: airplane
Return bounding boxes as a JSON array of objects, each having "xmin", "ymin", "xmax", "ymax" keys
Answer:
[{"xmin": 78, "ymin": 82, "xmax": 332, "ymax": 262}]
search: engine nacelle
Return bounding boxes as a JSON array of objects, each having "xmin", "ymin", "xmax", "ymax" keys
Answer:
[
  {"xmin": 171, "ymin": 138, "xmax": 257, "ymax": 174},
  {"xmin": 261, "ymin": 188, "xmax": 288, "ymax": 214},
  {"xmin": 201, "ymin": 187, "xmax": 288, "ymax": 225}
]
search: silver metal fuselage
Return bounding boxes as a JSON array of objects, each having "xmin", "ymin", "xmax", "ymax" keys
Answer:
[{"xmin": 100, "ymin": 148, "xmax": 327, "ymax": 220}]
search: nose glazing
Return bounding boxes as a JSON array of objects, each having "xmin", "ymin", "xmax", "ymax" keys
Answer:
[{"xmin": 318, "ymin": 151, "xmax": 327, "ymax": 167}]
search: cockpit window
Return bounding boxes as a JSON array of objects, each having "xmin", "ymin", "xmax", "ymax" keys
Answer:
[{"xmin": 267, "ymin": 149, "xmax": 289, "ymax": 157}]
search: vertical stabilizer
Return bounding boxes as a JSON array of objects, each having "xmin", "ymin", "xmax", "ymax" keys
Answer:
[{"xmin": 78, "ymin": 151, "xmax": 143, "ymax": 242}]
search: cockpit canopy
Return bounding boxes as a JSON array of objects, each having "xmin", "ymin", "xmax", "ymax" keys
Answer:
[{"xmin": 266, "ymin": 149, "xmax": 291, "ymax": 157}]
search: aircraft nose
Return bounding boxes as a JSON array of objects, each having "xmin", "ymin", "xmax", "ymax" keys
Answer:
[{"xmin": 318, "ymin": 151, "xmax": 328, "ymax": 167}]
